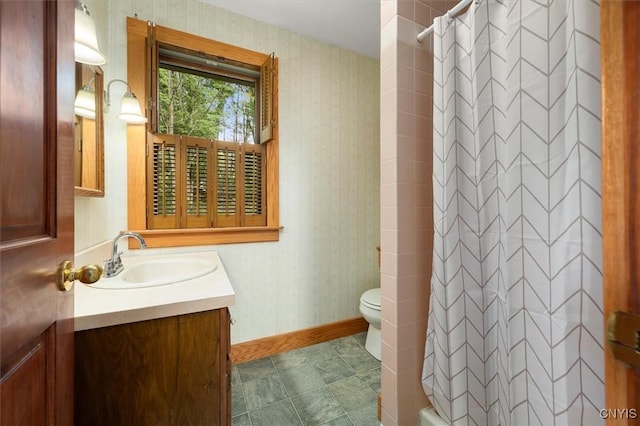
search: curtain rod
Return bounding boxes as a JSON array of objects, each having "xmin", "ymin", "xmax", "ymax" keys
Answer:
[{"xmin": 416, "ymin": 0, "xmax": 474, "ymax": 42}]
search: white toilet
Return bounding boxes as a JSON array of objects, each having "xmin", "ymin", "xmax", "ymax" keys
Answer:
[{"xmin": 359, "ymin": 288, "xmax": 381, "ymax": 361}]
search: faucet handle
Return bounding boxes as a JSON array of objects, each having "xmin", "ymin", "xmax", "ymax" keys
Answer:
[{"xmin": 103, "ymin": 255, "xmax": 124, "ymax": 278}]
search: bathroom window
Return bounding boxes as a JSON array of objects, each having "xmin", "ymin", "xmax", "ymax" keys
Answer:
[
  {"xmin": 126, "ymin": 18, "xmax": 280, "ymax": 247},
  {"xmin": 148, "ymin": 46, "xmax": 270, "ymax": 229}
]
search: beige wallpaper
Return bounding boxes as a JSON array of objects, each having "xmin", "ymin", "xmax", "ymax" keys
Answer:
[{"xmin": 75, "ymin": 0, "xmax": 380, "ymax": 344}]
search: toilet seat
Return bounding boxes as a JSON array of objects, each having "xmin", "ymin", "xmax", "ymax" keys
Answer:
[{"xmin": 360, "ymin": 288, "xmax": 380, "ymax": 310}]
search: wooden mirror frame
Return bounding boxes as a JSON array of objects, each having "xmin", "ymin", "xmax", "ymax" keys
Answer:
[{"xmin": 74, "ymin": 62, "xmax": 105, "ymax": 197}]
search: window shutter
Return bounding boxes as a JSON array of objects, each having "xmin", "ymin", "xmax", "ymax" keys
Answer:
[
  {"xmin": 213, "ymin": 141, "xmax": 240, "ymax": 227},
  {"xmin": 259, "ymin": 54, "xmax": 275, "ymax": 143},
  {"xmin": 242, "ymin": 144, "xmax": 266, "ymax": 226},
  {"xmin": 184, "ymin": 136, "xmax": 211, "ymax": 228},
  {"xmin": 148, "ymin": 133, "xmax": 181, "ymax": 229},
  {"xmin": 147, "ymin": 22, "xmax": 158, "ymax": 133}
]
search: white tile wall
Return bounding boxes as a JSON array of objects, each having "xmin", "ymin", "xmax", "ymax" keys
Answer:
[{"xmin": 75, "ymin": 0, "xmax": 380, "ymax": 344}]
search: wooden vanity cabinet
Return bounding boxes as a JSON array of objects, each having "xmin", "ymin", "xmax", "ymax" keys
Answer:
[{"xmin": 74, "ymin": 308, "xmax": 231, "ymax": 426}]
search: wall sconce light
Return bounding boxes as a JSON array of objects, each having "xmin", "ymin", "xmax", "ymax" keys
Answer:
[
  {"xmin": 105, "ymin": 79, "xmax": 148, "ymax": 124},
  {"xmin": 74, "ymin": 79, "xmax": 147, "ymax": 124},
  {"xmin": 74, "ymin": 77, "xmax": 97, "ymax": 119},
  {"xmin": 75, "ymin": 1, "xmax": 107, "ymax": 66}
]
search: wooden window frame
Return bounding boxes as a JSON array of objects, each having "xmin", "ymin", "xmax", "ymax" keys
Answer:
[{"xmin": 126, "ymin": 18, "xmax": 280, "ymax": 248}]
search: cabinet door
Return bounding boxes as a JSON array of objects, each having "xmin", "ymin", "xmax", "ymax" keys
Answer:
[
  {"xmin": 75, "ymin": 309, "xmax": 230, "ymax": 426},
  {"xmin": 175, "ymin": 309, "xmax": 229, "ymax": 424}
]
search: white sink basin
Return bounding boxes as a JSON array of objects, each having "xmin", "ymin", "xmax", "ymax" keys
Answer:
[
  {"xmin": 122, "ymin": 257, "xmax": 218, "ymax": 286},
  {"xmin": 91, "ymin": 253, "xmax": 219, "ymax": 290}
]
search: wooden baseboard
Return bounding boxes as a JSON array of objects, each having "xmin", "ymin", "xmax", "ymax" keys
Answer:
[{"xmin": 231, "ymin": 317, "xmax": 368, "ymax": 364}]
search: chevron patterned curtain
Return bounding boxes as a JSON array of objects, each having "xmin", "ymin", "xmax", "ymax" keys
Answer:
[{"xmin": 421, "ymin": 1, "xmax": 603, "ymax": 425}]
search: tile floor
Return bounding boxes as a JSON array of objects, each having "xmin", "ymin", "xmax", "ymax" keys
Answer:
[{"xmin": 232, "ymin": 332, "xmax": 381, "ymax": 426}]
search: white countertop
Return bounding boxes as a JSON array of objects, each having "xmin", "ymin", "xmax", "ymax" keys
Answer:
[{"xmin": 74, "ymin": 249, "xmax": 235, "ymax": 331}]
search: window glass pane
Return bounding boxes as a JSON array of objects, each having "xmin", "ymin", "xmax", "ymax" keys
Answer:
[{"xmin": 158, "ymin": 67, "xmax": 256, "ymax": 143}]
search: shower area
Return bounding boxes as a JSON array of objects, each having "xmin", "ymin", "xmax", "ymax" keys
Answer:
[{"xmin": 379, "ymin": 0, "xmax": 603, "ymax": 425}]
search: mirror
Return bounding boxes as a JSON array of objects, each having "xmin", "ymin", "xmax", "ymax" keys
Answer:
[{"xmin": 74, "ymin": 62, "xmax": 105, "ymax": 197}]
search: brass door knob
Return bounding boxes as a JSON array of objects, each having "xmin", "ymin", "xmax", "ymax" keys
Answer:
[
  {"xmin": 607, "ymin": 311, "xmax": 640, "ymax": 367},
  {"xmin": 57, "ymin": 261, "xmax": 103, "ymax": 291}
]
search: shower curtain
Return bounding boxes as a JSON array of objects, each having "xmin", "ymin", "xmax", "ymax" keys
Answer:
[{"xmin": 421, "ymin": 1, "xmax": 604, "ymax": 425}]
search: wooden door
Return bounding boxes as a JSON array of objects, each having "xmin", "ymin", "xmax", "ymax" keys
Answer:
[
  {"xmin": 0, "ymin": 0, "xmax": 75, "ymax": 424},
  {"xmin": 602, "ymin": 0, "xmax": 640, "ymax": 423}
]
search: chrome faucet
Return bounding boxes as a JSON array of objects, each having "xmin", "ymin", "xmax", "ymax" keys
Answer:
[{"xmin": 104, "ymin": 232, "xmax": 147, "ymax": 277}]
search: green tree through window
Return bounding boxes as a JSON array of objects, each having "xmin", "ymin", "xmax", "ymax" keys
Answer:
[{"xmin": 158, "ymin": 68, "xmax": 256, "ymax": 142}]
